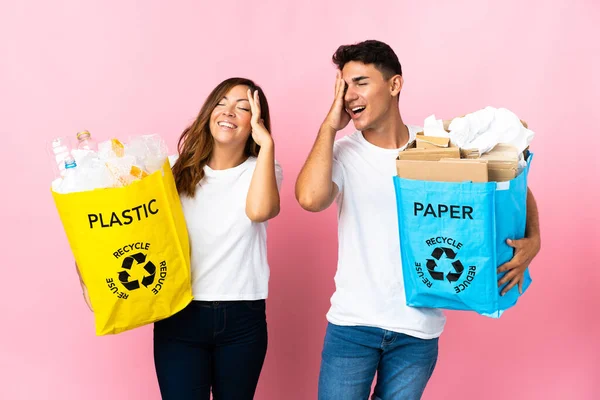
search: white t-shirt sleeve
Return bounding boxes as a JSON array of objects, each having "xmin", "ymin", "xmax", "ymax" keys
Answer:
[
  {"xmin": 275, "ymin": 160, "xmax": 284, "ymax": 191},
  {"xmin": 332, "ymin": 143, "xmax": 344, "ymax": 193}
]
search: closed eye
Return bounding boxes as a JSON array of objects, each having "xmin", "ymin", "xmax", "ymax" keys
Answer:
[{"xmin": 238, "ymin": 107, "xmax": 250, "ymax": 111}]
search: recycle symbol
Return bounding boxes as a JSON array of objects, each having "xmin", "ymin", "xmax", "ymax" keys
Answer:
[
  {"xmin": 426, "ymin": 247, "xmax": 465, "ymax": 283},
  {"xmin": 118, "ymin": 252, "xmax": 156, "ymax": 291}
]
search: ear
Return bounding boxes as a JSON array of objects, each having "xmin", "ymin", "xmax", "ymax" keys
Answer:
[{"xmin": 390, "ymin": 75, "xmax": 403, "ymax": 97}]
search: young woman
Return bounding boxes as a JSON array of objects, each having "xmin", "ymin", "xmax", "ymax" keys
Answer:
[{"xmin": 154, "ymin": 77, "xmax": 282, "ymax": 399}]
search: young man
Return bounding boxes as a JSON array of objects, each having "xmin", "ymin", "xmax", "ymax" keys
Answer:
[{"xmin": 295, "ymin": 40, "xmax": 541, "ymax": 400}]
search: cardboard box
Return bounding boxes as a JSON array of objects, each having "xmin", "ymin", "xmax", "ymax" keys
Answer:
[
  {"xmin": 402, "ymin": 130, "xmax": 523, "ymax": 183},
  {"xmin": 416, "ymin": 135, "xmax": 450, "ymax": 149},
  {"xmin": 398, "ymin": 147, "xmax": 461, "ymax": 161},
  {"xmin": 415, "ymin": 132, "xmax": 479, "ymax": 158},
  {"xmin": 396, "ymin": 159, "xmax": 488, "ymax": 183},
  {"xmin": 460, "ymin": 148, "xmax": 480, "ymax": 159},
  {"xmin": 398, "ymin": 135, "xmax": 486, "ymax": 182},
  {"xmin": 481, "ymin": 144, "xmax": 519, "ymax": 182}
]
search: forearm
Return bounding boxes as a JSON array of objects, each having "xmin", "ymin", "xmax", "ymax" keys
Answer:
[
  {"xmin": 246, "ymin": 142, "xmax": 280, "ymax": 222},
  {"xmin": 295, "ymin": 124, "xmax": 337, "ymax": 211},
  {"xmin": 75, "ymin": 262, "xmax": 84, "ymax": 284}
]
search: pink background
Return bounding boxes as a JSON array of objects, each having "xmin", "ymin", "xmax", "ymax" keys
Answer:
[{"xmin": 1, "ymin": 0, "xmax": 598, "ymax": 399}]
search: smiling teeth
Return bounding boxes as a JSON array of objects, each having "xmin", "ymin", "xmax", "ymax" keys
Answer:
[
  {"xmin": 218, "ymin": 122, "xmax": 236, "ymax": 129},
  {"xmin": 352, "ymin": 107, "xmax": 366, "ymax": 113}
]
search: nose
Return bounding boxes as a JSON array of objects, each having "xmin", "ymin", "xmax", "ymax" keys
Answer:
[
  {"xmin": 344, "ymin": 85, "xmax": 358, "ymax": 104},
  {"xmin": 222, "ymin": 104, "xmax": 236, "ymax": 117}
]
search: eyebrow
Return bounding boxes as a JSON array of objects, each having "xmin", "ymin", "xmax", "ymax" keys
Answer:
[
  {"xmin": 222, "ymin": 96, "xmax": 250, "ymax": 103},
  {"xmin": 351, "ymin": 76, "xmax": 369, "ymax": 83}
]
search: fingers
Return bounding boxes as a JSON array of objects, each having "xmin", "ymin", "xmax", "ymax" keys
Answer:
[
  {"xmin": 335, "ymin": 71, "xmax": 345, "ymax": 102},
  {"xmin": 83, "ymin": 287, "xmax": 93, "ymax": 311},
  {"xmin": 247, "ymin": 89, "xmax": 261, "ymax": 123},
  {"xmin": 498, "ymin": 268, "xmax": 518, "ymax": 287},
  {"xmin": 253, "ymin": 89, "xmax": 261, "ymax": 116},
  {"xmin": 334, "ymin": 71, "xmax": 342, "ymax": 96},
  {"xmin": 501, "ymin": 274, "xmax": 522, "ymax": 296},
  {"xmin": 506, "ymin": 238, "xmax": 524, "ymax": 249},
  {"xmin": 247, "ymin": 88, "xmax": 256, "ymax": 114},
  {"xmin": 518, "ymin": 279, "xmax": 524, "ymax": 295},
  {"xmin": 497, "ymin": 258, "xmax": 518, "ymax": 273},
  {"xmin": 498, "ymin": 240, "xmax": 532, "ymax": 296}
]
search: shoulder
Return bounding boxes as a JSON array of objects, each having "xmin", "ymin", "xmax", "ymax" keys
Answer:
[
  {"xmin": 334, "ymin": 130, "xmax": 361, "ymax": 148},
  {"xmin": 245, "ymin": 156, "xmax": 283, "ymax": 171},
  {"xmin": 407, "ymin": 124, "xmax": 423, "ymax": 138},
  {"xmin": 244, "ymin": 156, "xmax": 283, "ymax": 187},
  {"xmin": 333, "ymin": 131, "xmax": 361, "ymax": 158},
  {"xmin": 244, "ymin": 156, "xmax": 258, "ymax": 167}
]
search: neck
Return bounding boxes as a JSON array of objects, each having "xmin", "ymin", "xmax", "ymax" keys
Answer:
[
  {"xmin": 362, "ymin": 107, "xmax": 410, "ymax": 149},
  {"xmin": 207, "ymin": 142, "xmax": 247, "ymax": 170}
]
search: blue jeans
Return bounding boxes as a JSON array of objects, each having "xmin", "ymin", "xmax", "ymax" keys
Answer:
[
  {"xmin": 153, "ymin": 300, "xmax": 268, "ymax": 400},
  {"xmin": 318, "ymin": 323, "xmax": 439, "ymax": 400}
]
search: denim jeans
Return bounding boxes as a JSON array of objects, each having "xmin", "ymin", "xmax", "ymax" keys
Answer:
[
  {"xmin": 318, "ymin": 323, "xmax": 438, "ymax": 400},
  {"xmin": 153, "ymin": 300, "xmax": 268, "ymax": 400}
]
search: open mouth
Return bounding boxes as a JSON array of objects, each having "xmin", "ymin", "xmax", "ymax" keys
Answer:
[
  {"xmin": 217, "ymin": 121, "xmax": 237, "ymax": 129},
  {"xmin": 349, "ymin": 106, "xmax": 366, "ymax": 117}
]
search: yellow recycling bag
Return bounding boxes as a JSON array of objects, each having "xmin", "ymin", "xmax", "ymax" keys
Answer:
[{"xmin": 52, "ymin": 159, "xmax": 193, "ymax": 335}]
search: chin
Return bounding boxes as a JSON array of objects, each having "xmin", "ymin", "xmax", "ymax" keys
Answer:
[
  {"xmin": 352, "ymin": 119, "xmax": 369, "ymax": 131},
  {"xmin": 214, "ymin": 133, "xmax": 248, "ymax": 148},
  {"xmin": 214, "ymin": 138, "xmax": 240, "ymax": 147}
]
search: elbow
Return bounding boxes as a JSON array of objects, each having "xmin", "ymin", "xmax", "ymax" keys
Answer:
[
  {"xmin": 296, "ymin": 191, "xmax": 325, "ymax": 212},
  {"xmin": 246, "ymin": 204, "xmax": 280, "ymax": 223},
  {"xmin": 295, "ymin": 178, "xmax": 332, "ymax": 212}
]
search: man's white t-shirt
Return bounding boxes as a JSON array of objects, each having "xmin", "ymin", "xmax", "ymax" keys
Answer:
[
  {"xmin": 328, "ymin": 126, "xmax": 446, "ymax": 339},
  {"xmin": 177, "ymin": 156, "xmax": 283, "ymax": 301}
]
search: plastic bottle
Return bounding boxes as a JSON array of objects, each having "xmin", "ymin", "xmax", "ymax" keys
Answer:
[
  {"xmin": 64, "ymin": 155, "xmax": 77, "ymax": 170},
  {"xmin": 49, "ymin": 137, "xmax": 71, "ymax": 177},
  {"xmin": 76, "ymin": 130, "xmax": 98, "ymax": 151}
]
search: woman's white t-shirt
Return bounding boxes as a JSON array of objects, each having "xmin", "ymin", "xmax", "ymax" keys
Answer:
[{"xmin": 176, "ymin": 156, "xmax": 283, "ymax": 301}]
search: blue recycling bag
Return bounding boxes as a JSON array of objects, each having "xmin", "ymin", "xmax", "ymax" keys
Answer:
[{"xmin": 393, "ymin": 154, "xmax": 533, "ymax": 317}]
